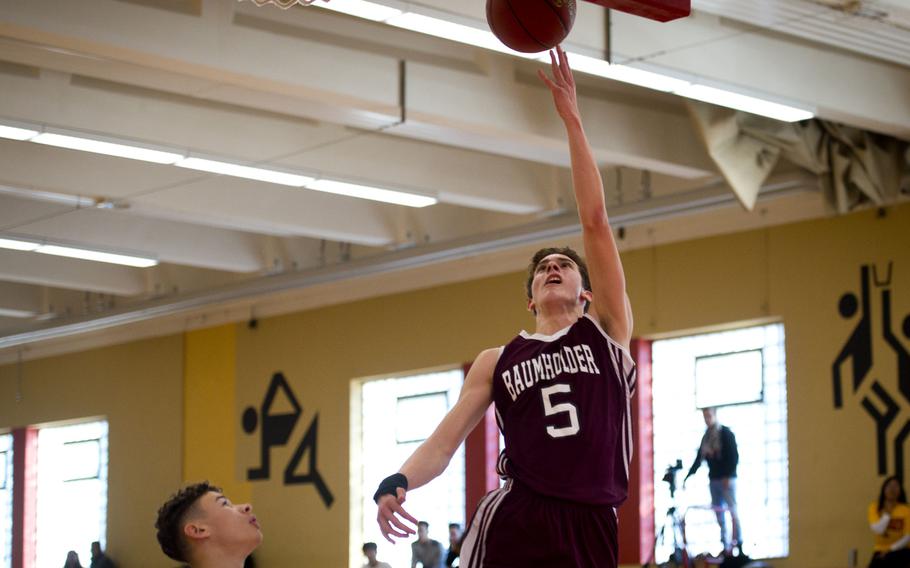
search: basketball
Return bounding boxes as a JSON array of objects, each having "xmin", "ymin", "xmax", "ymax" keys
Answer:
[{"xmin": 486, "ymin": 0, "xmax": 577, "ymax": 53}]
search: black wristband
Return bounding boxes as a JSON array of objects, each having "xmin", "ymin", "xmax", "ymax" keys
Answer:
[{"xmin": 373, "ymin": 473, "xmax": 408, "ymax": 503}]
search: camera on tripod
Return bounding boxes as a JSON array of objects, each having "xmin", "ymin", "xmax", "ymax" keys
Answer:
[
  {"xmin": 662, "ymin": 459, "xmax": 684, "ymax": 498},
  {"xmin": 651, "ymin": 459, "xmax": 687, "ymax": 567}
]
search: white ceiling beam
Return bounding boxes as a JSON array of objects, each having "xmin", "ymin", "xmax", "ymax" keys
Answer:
[
  {"xmin": 127, "ymin": 175, "xmax": 400, "ymax": 246},
  {"xmin": 0, "ymin": 140, "xmax": 400, "ymax": 246},
  {"xmin": 324, "ymin": 0, "xmax": 910, "ymax": 138},
  {"xmin": 232, "ymin": 2, "xmax": 714, "ymax": 178},
  {"xmin": 0, "ymin": 249, "xmax": 146, "ymax": 296},
  {"xmin": 390, "ymin": 58, "xmax": 714, "ymax": 179},
  {"xmin": 0, "ymin": 68, "xmax": 553, "ymax": 214},
  {"xmin": 609, "ymin": 10, "xmax": 910, "ymax": 140},
  {"xmin": 0, "ymin": 194, "xmax": 267, "ymax": 273},
  {"xmin": 692, "ymin": 0, "xmax": 910, "ymax": 68},
  {"xmin": 0, "ymin": 0, "xmax": 403, "ymax": 129}
]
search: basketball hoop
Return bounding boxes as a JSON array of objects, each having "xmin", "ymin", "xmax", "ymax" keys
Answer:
[{"xmin": 240, "ymin": 0, "xmax": 328, "ymax": 9}]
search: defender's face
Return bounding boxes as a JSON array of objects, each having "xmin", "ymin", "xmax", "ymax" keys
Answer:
[
  {"xmin": 529, "ymin": 254, "xmax": 589, "ymax": 312},
  {"xmin": 192, "ymin": 492, "xmax": 262, "ymax": 554}
]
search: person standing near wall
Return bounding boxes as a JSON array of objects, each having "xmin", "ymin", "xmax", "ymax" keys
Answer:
[
  {"xmin": 868, "ymin": 475, "xmax": 910, "ymax": 568},
  {"xmin": 89, "ymin": 541, "xmax": 116, "ymax": 568},
  {"xmin": 445, "ymin": 523, "xmax": 461, "ymax": 567},
  {"xmin": 361, "ymin": 542, "xmax": 393, "ymax": 568},
  {"xmin": 684, "ymin": 407, "xmax": 741, "ymax": 552},
  {"xmin": 63, "ymin": 551, "xmax": 84, "ymax": 568},
  {"xmin": 411, "ymin": 521, "xmax": 444, "ymax": 568}
]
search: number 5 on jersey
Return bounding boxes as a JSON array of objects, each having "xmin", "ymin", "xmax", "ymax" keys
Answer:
[{"xmin": 541, "ymin": 384, "xmax": 579, "ymax": 438}]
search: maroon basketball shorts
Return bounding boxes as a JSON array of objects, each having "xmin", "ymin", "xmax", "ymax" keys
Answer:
[{"xmin": 460, "ymin": 479, "xmax": 618, "ymax": 568}]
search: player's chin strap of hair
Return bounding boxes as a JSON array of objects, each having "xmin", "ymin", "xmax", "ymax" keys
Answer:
[{"xmin": 373, "ymin": 473, "xmax": 408, "ymax": 503}]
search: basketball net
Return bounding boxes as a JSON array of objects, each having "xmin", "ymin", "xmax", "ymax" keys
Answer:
[{"xmin": 240, "ymin": 0, "xmax": 329, "ymax": 9}]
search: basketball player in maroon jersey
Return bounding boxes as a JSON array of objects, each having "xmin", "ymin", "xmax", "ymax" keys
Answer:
[{"xmin": 374, "ymin": 46, "xmax": 635, "ymax": 568}]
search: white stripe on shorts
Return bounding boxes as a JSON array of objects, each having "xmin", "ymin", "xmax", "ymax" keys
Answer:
[{"xmin": 460, "ymin": 479, "xmax": 513, "ymax": 568}]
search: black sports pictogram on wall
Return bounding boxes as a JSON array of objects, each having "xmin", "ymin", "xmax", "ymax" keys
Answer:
[
  {"xmin": 834, "ymin": 262, "xmax": 910, "ymax": 475},
  {"xmin": 242, "ymin": 372, "xmax": 334, "ymax": 508}
]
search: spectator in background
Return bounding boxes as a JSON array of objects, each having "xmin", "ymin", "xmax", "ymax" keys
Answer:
[
  {"xmin": 445, "ymin": 523, "xmax": 461, "ymax": 567},
  {"xmin": 411, "ymin": 521, "xmax": 444, "ymax": 568},
  {"xmin": 361, "ymin": 542, "xmax": 392, "ymax": 568},
  {"xmin": 869, "ymin": 475, "xmax": 910, "ymax": 568},
  {"xmin": 684, "ymin": 407, "xmax": 741, "ymax": 552},
  {"xmin": 90, "ymin": 542, "xmax": 116, "ymax": 568},
  {"xmin": 63, "ymin": 551, "xmax": 83, "ymax": 568}
]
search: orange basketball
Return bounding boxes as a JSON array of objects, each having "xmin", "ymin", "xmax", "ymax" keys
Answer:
[{"xmin": 486, "ymin": 0, "xmax": 577, "ymax": 53}]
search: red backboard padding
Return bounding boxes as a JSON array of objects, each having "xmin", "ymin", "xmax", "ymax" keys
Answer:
[{"xmin": 583, "ymin": 0, "xmax": 690, "ymax": 22}]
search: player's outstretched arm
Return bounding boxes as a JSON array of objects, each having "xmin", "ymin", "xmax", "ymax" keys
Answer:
[
  {"xmin": 538, "ymin": 46, "xmax": 632, "ymax": 349},
  {"xmin": 375, "ymin": 347, "xmax": 498, "ymax": 543}
]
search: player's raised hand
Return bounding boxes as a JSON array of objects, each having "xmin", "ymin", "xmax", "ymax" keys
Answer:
[
  {"xmin": 537, "ymin": 46, "xmax": 579, "ymax": 123},
  {"xmin": 376, "ymin": 488, "xmax": 418, "ymax": 543}
]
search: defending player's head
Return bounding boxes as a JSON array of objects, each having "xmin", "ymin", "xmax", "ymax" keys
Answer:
[
  {"xmin": 155, "ymin": 481, "xmax": 262, "ymax": 566},
  {"xmin": 525, "ymin": 247, "xmax": 592, "ymax": 316}
]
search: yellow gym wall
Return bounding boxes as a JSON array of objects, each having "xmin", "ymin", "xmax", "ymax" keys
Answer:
[
  {"xmin": 184, "ymin": 324, "xmax": 252, "ymax": 504},
  {"xmin": 0, "ymin": 201, "xmax": 907, "ymax": 568},
  {"xmin": 0, "ymin": 335, "xmax": 184, "ymax": 565}
]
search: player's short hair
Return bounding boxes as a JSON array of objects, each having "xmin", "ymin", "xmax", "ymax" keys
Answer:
[
  {"xmin": 448, "ymin": 523, "xmax": 461, "ymax": 530},
  {"xmin": 155, "ymin": 481, "xmax": 221, "ymax": 562},
  {"xmin": 525, "ymin": 247, "xmax": 591, "ymax": 311},
  {"xmin": 362, "ymin": 542, "xmax": 378, "ymax": 553},
  {"xmin": 417, "ymin": 521, "xmax": 430, "ymax": 529}
]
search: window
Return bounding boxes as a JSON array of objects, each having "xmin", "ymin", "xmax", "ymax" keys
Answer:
[
  {"xmin": 35, "ymin": 420, "xmax": 108, "ymax": 568},
  {"xmin": 652, "ymin": 323, "xmax": 789, "ymax": 560},
  {"xmin": 694, "ymin": 349, "xmax": 763, "ymax": 408},
  {"xmin": 0, "ymin": 434, "xmax": 11, "ymax": 568},
  {"xmin": 353, "ymin": 369, "xmax": 465, "ymax": 568}
]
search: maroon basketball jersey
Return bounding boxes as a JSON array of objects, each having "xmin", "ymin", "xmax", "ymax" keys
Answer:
[{"xmin": 492, "ymin": 314, "xmax": 636, "ymax": 506}]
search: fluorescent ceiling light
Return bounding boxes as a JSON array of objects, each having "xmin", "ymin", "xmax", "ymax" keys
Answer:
[
  {"xmin": 31, "ymin": 132, "xmax": 184, "ymax": 164},
  {"xmin": 565, "ymin": 54, "xmax": 690, "ymax": 92},
  {"xmin": 176, "ymin": 157, "xmax": 315, "ymax": 187},
  {"xmin": 386, "ymin": 12, "xmax": 537, "ymax": 59},
  {"xmin": 0, "ymin": 308, "xmax": 37, "ymax": 319},
  {"xmin": 563, "ymin": 55, "xmax": 811, "ymax": 121},
  {"xmin": 676, "ymin": 84, "xmax": 815, "ymax": 122},
  {"xmin": 318, "ymin": 0, "xmax": 402, "ymax": 21},
  {"xmin": 0, "ymin": 119, "xmax": 434, "ymax": 206},
  {"xmin": 0, "ymin": 237, "xmax": 40, "ymax": 251},
  {"xmin": 0, "ymin": 235, "xmax": 157, "ymax": 267},
  {"xmin": 0, "ymin": 125, "xmax": 39, "ymax": 141},
  {"xmin": 308, "ymin": 179, "xmax": 436, "ymax": 207},
  {"xmin": 36, "ymin": 244, "xmax": 158, "ymax": 268}
]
